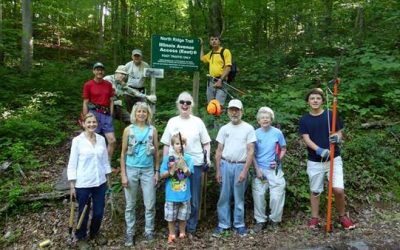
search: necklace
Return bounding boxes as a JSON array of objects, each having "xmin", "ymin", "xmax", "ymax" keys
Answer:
[{"xmin": 85, "ymin": 132, "xmax": 96, "ymax": 143}]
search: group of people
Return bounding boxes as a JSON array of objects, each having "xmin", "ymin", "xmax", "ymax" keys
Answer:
[{"xmin": 67, "ymin": 35, "xmax": 355, "ymax": 249}]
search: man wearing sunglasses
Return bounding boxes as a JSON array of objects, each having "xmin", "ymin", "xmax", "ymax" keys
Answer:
[{"xmin": 200, "ymin": 32, "xmax": 232, "ymax": 107}]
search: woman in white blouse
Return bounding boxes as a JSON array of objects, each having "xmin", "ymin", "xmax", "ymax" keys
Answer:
[{"xmin": 67, "ymin": 112, "xmax": 111, "ymax": 248}]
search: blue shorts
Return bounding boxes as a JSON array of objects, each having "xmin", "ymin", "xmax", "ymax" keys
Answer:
[{"xmin": 91, "ymin": 111, "xmax": 114, "ymax": 134}]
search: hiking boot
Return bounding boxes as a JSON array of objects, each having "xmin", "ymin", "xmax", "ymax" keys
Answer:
[
  {"xmin": 77, "ymin": 239, "xmax": 91, "ymax": 250},
  {"xmin": 212, "ymin": 226, "xmax": 227, "ymax": 237},
  {"xmin": 145, "ymin": 232, "xmax": 154, "ymax": 241},
  {"xmin": 90, "ymin": 233, "xmax": 107, "ymax": 246},
  {"xmin": 308, "ymin": 217, "xmax": 320, "ymax": 230},
  {"xmin": 339, "ymin": 215, "xmax": 356, "ymax": 230},
  {"xmin": 235, "ymin": 226, "xmax": 248, "ymax": 237},
  {"xmin": 269, "ymin": 220, "xmax": 280, "ymax": 229},
  {"xmin": 253, "ymin": 223, "xmax": 265, "ymax": 233},
  {"xmin": 125, "ymin": 233, "xmax": 135, "ymax": 247}
]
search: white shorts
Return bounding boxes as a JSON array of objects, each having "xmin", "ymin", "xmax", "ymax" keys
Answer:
[{"xmin": 307, "ymin": 156, "xmax": 344, "ymax": 193}]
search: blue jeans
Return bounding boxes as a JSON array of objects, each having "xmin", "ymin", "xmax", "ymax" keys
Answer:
[
  {"xmin": 217, "ymin": 160, "xmax": 247, "ymax": 229},
  {"xmin": 75, "ymin": 182, "xmax": 107, "ymax": 240},
  {"xmin": 124, "ymin": 167, "xmax": 156, "ymax": 235},
  {"xmin": 187, "ymin": 165, "xmax": 202, "ymax": 233}
]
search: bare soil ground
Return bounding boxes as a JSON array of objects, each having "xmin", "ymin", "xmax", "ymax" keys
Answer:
[{"xmin": 2, "ymin": 183, "xmax": 399, "ymax": 249}]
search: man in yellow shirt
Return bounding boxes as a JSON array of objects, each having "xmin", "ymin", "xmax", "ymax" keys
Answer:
[{"xmin": 201, "ymin": 33, "xmax": 232, "ymax": 107}]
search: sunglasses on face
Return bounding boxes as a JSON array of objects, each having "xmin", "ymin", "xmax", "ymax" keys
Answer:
[{"xmin": 179, "ymin": 100, "xmax": 192, "ymax": 105}]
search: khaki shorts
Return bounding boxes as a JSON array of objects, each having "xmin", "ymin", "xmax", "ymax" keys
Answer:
[{"xmin": 307, "ymin": 156, "xmax": 344, "ymax": 193}]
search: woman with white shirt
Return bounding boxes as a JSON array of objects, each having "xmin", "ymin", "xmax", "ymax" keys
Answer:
[
  {"xmin": 67, "ymin": 112, "xmax": 111, "ymax": 248},
  {"xmin": 160, "ymin": 91, "xmax": 211, "ymax": 235}
]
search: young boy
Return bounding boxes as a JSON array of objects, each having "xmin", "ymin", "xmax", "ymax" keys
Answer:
[
  {"xmin": 299, "ymin": 88, "xmax": 355, "ymax": 230},
  {"xmin": 252, "ymin": 107, "xmax": 287, "ymax": 232},
  {"xmin": 160, "ymin": 134, "xmax": 194, "ymax": 243}
]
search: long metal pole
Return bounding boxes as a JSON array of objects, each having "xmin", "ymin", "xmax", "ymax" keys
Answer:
[{"xmin": 326, "ymin": 78, "xmax": 340, "ymax": 232}]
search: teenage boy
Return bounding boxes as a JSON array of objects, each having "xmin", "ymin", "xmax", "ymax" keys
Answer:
[
  {"xmin": 299, "ymin": 88, "xmax": 355, "ymax": 230},
  {"xmin": 82, "ymin": 62, "xmax": 116, "ymax": 161},
  {"xmin": 213, "ymin": 99, "xmax": 256, "ymax": 237}
]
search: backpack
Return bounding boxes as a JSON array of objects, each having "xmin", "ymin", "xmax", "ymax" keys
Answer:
[{"xmin": 210, "ymin": 47, "xmax": 238, "ymax": 83}]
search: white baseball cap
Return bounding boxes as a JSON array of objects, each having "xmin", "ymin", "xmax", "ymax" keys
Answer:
[
  {"xmin": 132, "ymin": 49, "xmax": 142, "ymax": 56},
  {"xmin": 228, "ymin": 99, "xmax": 243, "ymax": 109}
]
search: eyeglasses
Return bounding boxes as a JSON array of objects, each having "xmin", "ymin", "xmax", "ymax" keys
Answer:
[{"xmin": 179, "ymin": 100, "xmax": 192, "ymax": 105}]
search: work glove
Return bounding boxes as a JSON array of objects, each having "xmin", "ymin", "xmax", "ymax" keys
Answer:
[
  {"xmin": 316, "ymin": 147, "xmax": 330, "ymax": 159},
  {"xmin": 329, "ymin": 133, "xmax": 341, "ymax": 144},
  {"xmin": 113, "ymin": 100, "xmax": 122, "ymax": 106},
  {"xmin": 146, "ymin": 95, "xmax": 157, "ymax": 103}
]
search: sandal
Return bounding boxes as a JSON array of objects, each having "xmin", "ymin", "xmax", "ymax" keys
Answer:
[
  {"xmin": 179, "ymin": 233, "xmax": 186, "ymax": 239},
  {"xmin": 168, "ymin": 234, "xmax": 176, "ymax": 244}
]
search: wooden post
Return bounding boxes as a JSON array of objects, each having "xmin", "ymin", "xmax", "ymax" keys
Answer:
[
  {"xmin": 150, "ymin": 76, "xmax": 156, "ymax": 116},
  {"xmin": 192, "ymin": 71, "xmax": 200, "ymax": 115}
]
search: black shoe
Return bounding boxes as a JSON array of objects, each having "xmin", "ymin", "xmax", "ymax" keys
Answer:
[{"xmin": 253, "ymin": 222, "xmax": 265, "ymax": 233}]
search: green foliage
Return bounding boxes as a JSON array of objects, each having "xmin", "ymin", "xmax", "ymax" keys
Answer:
[
  {"xmin": 1, "ymin": 0, "xmax": 399, "ymax": 216},
  {"xmin": 343, "ymin": 125, "xmax": 400, "ymax": 202},
  {"xmin": 0, "ymin": 229, "xmax": 22, "ymax": 246}
]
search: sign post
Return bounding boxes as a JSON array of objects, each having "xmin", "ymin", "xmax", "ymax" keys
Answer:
[
  {"xmin": 151, "ymin": 35, "xmax": 201, "ymax": 114},
  {"xmin": 144, "ymin": 68, "xmax": 164, "ymax": 114}
]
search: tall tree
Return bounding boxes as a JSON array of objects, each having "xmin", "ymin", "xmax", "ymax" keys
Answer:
[
  {"xmin": 0, "ymin": 0, "xmax": 3, "ymax": 65},
  {"xmin": 208, "ymin": 0, "xmax": 223, "ymax": 35},
  {"xmin": 21, "ymin": 0, "xmax": 32, "ymax": 73}
]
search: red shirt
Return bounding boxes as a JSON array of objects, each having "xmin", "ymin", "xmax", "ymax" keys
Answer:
[{"xmin": 83, "ymin": 79, "xmax": 114, "ymax": 107}]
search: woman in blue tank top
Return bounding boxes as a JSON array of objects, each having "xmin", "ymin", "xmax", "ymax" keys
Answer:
[{"xmin": 120, "ymin": 102, "xmax": 160, "ymax": 246}]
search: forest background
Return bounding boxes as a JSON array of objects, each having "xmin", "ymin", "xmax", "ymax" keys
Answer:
[{"xmin": 0, "ymin": 0, "xmax": 399, "ymax": 248}]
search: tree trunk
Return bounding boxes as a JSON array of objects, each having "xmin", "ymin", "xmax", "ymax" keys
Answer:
[
  {"xmin": 208, "ymin": 0, "xmax": 223, "ymax": 35},
  {"xmin": 112, "ymin": 0, "xmax": 119, "ymax": 66},
  {"xmin": 0, "ymin": 0, "xmax": 4, "ymax": 65},
  {"xmin": 188, "ymin": 0, "xmax": 206, "ymax": 37},
  {"xmin": 21, "ymin": 0, "xmax": 33, "ymax": 74},
  {"xmin": 322, "ymin": 0, "xmax": 333, "ymax": 43},
  {"xmin": 99, "ymin": 0, "xmax": 105, "ymax": 49},
  {"xmin": 120, "ymin": 0, "xmax": 128, "ymax": 54},
  {"xmin": 354, "ymin": 6, "xmax": 365, "ymax": 47}
]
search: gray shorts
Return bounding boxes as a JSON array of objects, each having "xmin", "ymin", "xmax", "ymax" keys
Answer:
[{"xmin": 164, "ymin": 200, "xmax": 191, "ymax": 222}]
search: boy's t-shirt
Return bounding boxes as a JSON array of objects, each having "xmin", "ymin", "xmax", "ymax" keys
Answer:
[
  {"xmin": 299, "ymin": 110, "xmax": 343, "ymax": 162},
  {"xmin": 160, "ymin": 153, "xmax": 194, "ymax": 202}
]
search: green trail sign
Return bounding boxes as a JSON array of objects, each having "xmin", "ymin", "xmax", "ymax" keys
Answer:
[{"xmin": 151, "ymin": 35, "xmax": 200, "ymax": 71}]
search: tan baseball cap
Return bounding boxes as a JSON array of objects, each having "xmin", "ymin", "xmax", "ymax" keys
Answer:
[{"xmin": 115, "ymin": 65, "xmax": 128, "ymax": 75}]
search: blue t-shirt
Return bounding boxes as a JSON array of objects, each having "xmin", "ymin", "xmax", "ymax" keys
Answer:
[
  {"xmin": 299, "ymin": 110, "xmax": 343, "ymax": 162},
  {"xmin": 160, "ymin": 153, "xmax": 194, "ymax": 202},
  {"xmin": 126, "ymin": 125, "xmax": 154, "ymax": 168},
  {"xmin": 255, "ymin": 126, "xmax": 286, "ymax": 169}
]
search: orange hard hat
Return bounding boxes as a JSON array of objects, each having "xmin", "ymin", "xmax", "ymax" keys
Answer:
[{"xmin": 207, "ymin": 99, "xmax": 222, "ymax": 116}]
